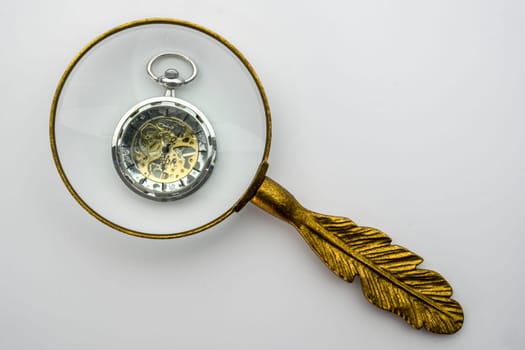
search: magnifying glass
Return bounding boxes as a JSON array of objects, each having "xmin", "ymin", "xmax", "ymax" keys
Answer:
[{"xmin": 50, "ymin": 18, "xmax": 463, "ymax": 334}]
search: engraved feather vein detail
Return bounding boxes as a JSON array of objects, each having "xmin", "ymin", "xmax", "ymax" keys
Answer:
[{"xmin": 251, "ymin": 177, "xmax": 464, "ymax": 334}]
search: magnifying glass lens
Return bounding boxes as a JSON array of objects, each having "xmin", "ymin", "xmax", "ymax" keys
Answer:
[{"xmin": 52, "ymin": 21, "xmax": 270, "ymax": 236}]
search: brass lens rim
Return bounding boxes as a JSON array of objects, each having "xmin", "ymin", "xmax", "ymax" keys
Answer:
[{"xmin": 49, "ymin": 18, "xmax": 271, "ymax": 239}]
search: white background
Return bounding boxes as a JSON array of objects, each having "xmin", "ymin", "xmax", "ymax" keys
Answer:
[{"xmin": 1, "ymin": 1, "xmax": 524, "ymax": 349}]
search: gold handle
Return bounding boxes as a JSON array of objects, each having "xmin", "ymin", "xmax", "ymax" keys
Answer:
[
  {"xmin": 251, "ymin": 177, "xmax": 464, "ymax": 334},
  {"xmin": 251, "ymin": 177, "xmax": 304, "ymax": 224}
]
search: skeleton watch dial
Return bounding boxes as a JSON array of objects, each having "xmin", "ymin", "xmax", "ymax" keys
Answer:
[{"xmin": 112, "ymin": 53, "xmax": 216, "ymax": 201}]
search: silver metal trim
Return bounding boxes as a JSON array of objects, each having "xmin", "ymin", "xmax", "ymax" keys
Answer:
[{"xmin": 112, "ymin": 96, "xmax": 217, "ymax": 201}]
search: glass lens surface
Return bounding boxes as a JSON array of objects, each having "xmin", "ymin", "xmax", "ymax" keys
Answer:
[{"xmin": 53, "ymin": 22, "xmax": 268, "ymax": 234}]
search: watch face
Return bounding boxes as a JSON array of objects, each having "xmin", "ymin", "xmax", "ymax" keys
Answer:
[{"xmin": 112, "ymin": 97, "xmax": 216, "ymax": 201}]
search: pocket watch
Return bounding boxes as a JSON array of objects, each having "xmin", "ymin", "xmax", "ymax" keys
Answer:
[{"xmin": 112, "ymin": 52, "xmax": 217, "ymax": 201}]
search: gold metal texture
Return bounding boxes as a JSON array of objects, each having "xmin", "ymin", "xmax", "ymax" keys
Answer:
[
  {"xmin": 49, "ymin": 18, "xmax": 271, "ymax": 239},
  {"xmin": 251, "ymin": 177, "xmax": 464, "ymax": 334},
  {"xmin": 132, "ymin": 116, "xmax": 198, "ymax": 182}
]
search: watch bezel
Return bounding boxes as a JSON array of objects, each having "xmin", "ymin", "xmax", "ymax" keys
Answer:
[{"xmin": 112, "ymin": 96, "xmax": 217, "ymax": 201}]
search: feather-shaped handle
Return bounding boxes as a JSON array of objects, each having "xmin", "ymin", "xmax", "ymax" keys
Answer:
[{"xmin": 251, "ymin": 177, "xmax": 464, "ymax": 334}]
